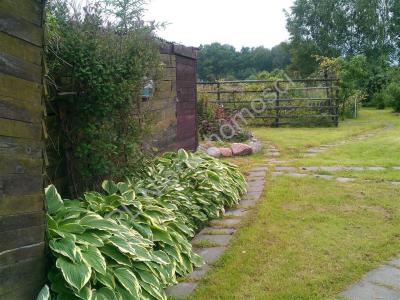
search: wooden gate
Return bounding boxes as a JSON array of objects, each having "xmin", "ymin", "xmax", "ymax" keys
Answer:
[
  {"xmin": 176, "ymin": 50, "xmax": 198, "ymax": 150},
  {"xmin": 197, "ymin": 78, "xmax": 340, "ymax": 127}
]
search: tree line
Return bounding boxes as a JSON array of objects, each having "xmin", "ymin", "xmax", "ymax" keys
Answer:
[{"xmin": 198, "ymin": 0, "xmax": 400, "ymax": 111}]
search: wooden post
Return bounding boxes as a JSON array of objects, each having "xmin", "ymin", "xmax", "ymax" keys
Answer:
[
  {"xmin": 217, "ymin": 82, "xmax": 221, "ymax": 102},
  {"xmin": 275, "ymin": 82, "xmax": 280, "ymax": 127}
]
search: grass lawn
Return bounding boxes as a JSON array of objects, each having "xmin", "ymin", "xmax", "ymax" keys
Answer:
[{"xmin": 191, "ymin": 109, "xmax": 400, "ymax": 300}]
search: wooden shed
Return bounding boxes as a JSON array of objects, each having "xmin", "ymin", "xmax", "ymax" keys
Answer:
[
  {"xmin": 0, "ymin": 0, "xmax": 46, "ymax": 299},
  {"xmin": 145, "ymin": 42, "xmax": 199, "ymax": 152}
]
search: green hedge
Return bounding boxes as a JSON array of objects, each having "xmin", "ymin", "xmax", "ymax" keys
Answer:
[{"xmin": 40, "ymin": 150, "xmax": 246, "ymax": 300}]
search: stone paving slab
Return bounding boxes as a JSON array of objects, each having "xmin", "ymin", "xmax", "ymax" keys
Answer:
[
  {"xmin": 340, "ymin": 280, "xmax": 400, "ymax": 300},
  {"xmin": 194, "ymin": 247, "xmax": 226, "ymax": 264},
  {"xmin": 336, "ymin": 177, "xmax": 356, "ymax": 183},
  {"xmin": 198, "ymin": 227, "xmax": 236, "ymax": 235},
  {"xmin": 247, "ymin": 170, "xmax": 267, "ymax": 178},
  {"xmin": 193, "ymin": 234, "xmax": 233, "ymax": 247},
  {"xmin": 272, "ymin": 172, "xmax": 283, "ymax": 177},
  {"xmin": 275, "ymin": 166, "xmax": 297, "ymax": 171},
  {"xmin": 225, "ymin": 208, "xmax": 249, "ymax": 217},
  {"xmin": 287, "ymin": 173, "xmax": 308, "ymax": 178},
  {"xmin": 166, "ymin": 282, "xmax": 198, "ymax": 299},
  {"xmin": 340, "ymin": 258, "xmax": 400, "ymax": 300},
  {"xmin": 187, "ymin": 265, "xmax": 209, "ymax": 281},
  {"xmin": 239, "ymin": 199, "xmax": 258, "ymax": 208},
  {"xmin": 209, "ymin": 218, "xmax": 242, "ymax": 227}
]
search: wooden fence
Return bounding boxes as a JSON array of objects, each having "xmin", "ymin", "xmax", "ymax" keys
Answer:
[
  {"xmin": 0, "ymin": 0, "xmax": 46, "ymax": 298},
  {"xmin": 197, "ymin": 77, "xmax": 340, "ymax": 127}
]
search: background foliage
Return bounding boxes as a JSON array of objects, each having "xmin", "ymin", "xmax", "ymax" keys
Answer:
[{"xmin": 198, "ymin": 42, "xmax": 291, "ymax": 81}]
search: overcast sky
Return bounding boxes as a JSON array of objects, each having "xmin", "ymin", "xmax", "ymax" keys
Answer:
[{"xmin": 144, "ymin": 0, "xmax": 294, "ymax": 50}]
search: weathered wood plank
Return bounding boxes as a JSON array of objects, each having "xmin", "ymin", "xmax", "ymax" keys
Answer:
[
  {"xmin": 0, "ymin": 32, "xmax": 42, "ymax": 65},
  {"xmin": 0, "ymin": 51, "xmax": 42, "ymax": 83},
  {"xmin": 0, "ymin": 156, "xmax": 42, "ymax": 176},
  {"xmin": 0, "ymin": 241, "xmax": 44, "ymax": 267},
  {"xmin": 0, "ymin": 118, "xmax": 42, "ymax": 139},
  {"xmin": 0, "ymin": 225, "xmax": 44, "ymax": 252},
  {"xmin": 0, "ymin": 192, "xmax": 43, "ymax": 216},
  {"xmin": 0, "ymin": 12, "xmax": 43, "ymax": 46},
  {"xmin": 0, "ymin": 95, "xmax": 42, "ymax": 123},
  {"xmin": 0, "ymin": 136, "xmax": 42, "ymax": 159},
  {"xmin": 0, "ymin": 174, "xmax": 43, "ymax": 197},
  {"xmin": 0, "ymin": 0, "xmax": 43, "ymax": 26},
  {"xmin": 0, "ymin": 73, "xmax": 41, "ymax": 102},
  {"xmin": 0, "ymin": 257, "xmax": 45, "ymax": 296},
  {"xmin": 0, "ymin": 212, "xmax": 44, "ymax": 232}
]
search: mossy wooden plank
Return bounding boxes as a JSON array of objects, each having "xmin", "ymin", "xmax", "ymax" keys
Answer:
[
  {"xmin": 0, "ymin": 118, "xmax": 41, "ymax": 139},
  {"xmin": 0, "ymin": 0, "xmax": 42, "ymax": 26},
  {"xmin": 0, "ymin": 136, "xmax": 42, "ymax": 159},
  {"xmin": 0, "ymin": 73, "xmax": 41, "ymax": 102},
  {"xmin": 0, "ymin": 174, "xmax": 43, "ymax": 197},
  {"xmin": 0, "ymin": 12, "xmax": 42, "ymax": 46},
  {"xmin": 0, "ymin": 156, "xmax": 42, "ymax": 176},
  {"xmin": 0, "ymin": 257, "xmax": 45, "ymax": 296},
  {"xmin": 0, "ymin": 241, "xmax": 44, "ymax": 267},
  {"xmin": 0, "ymin": 225, "xmax": 44, "ymax": 252},
  {"xmin": 0, "ymin": 192, "xmax": 43, "ymax": 216},
  {"xmin": 0, "ymin": 96, "xmax": 41, "ymax": 123},
  {"xmin": 0, "ymin": 32, "xmax": 42, "ymax": 65},
  {"xmin": 0, "ymin": 212, "xmax": 44, "ymax": 232},
  {"xmin": 0, "ymin": 51, "xmax": 42, "ymax": 83}
]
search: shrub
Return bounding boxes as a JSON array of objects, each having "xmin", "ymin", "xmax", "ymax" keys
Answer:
[
  {"xmin": 41, "ymin": 150, "xmax": 246, "ymax": 299},
  {"xmin": 379, "ymin": 83, "xmax": 400, "ymax": 112},
  {"xmin": 45, "ymin": 0, "xmax": 161, "ymax": 193}
]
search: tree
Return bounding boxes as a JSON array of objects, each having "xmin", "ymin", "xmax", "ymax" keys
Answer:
[
  {"xmin": 197, "ymin": 43, "xmax": 291, "ymax": 81},
  {"xmin": 285, "ymin": 0, "xmax": 398, "ymax": 75}
]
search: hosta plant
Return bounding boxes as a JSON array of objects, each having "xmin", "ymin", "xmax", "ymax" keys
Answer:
[{"xmin": 41, "ymin": 149, "xmax": 246, "ymax": 299}]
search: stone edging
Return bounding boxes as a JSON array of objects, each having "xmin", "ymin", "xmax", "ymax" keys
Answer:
[{"xmin": 166, "ymin": 165, "xmax": 268, "ymax": 299}]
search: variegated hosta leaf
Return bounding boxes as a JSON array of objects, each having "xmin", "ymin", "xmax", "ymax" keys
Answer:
[
  {"xmin": 45, "ymin": 185, "xmax": 63, "ymax": 214},
  {"xmin": 114, "ymin": 268, "xmax": 141, "ymax": 298},
  {"xmin": 56, "ymin": 257, "xmax": 92, "ymax": 291},
  {"xmin": 36, "ymin": 285, "xmax": 50, "ymax": 300}
]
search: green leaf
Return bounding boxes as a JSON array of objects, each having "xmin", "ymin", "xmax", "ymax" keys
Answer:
[
  {"xmin": 95, "ymin": 268, "xmax": 115, "ymax": 290},
  {"xmin": 74, "ymin": 285, "xmax": 92, "ymax": 300},
  {"xmin": 135, "ymin": 269, "xmax": 160, "ymax": 287},
  {"xmin": 80, "ymin": 214, "xmax": 117, "ymax": 232},
  {"xmin": 102, "ymin": 180, "xmax": 118, "ymax": 195},
  {"xmin": 36, "ymin": 285, "xmax": 50, "ymax": 300},
  {"xmin": 56, "ymin": 257, "xmax": 91, "ymax": 291},
  {"xmin": 81, "ymin": 247, "xmax": 106, "ymax": 275},
  {"xmin": 114, "ymin": 268, "xmax": 141, "ymax": 298},
  {"xmin": 49, "ymin": 238, "xmax": 78, "ymax": 262},
  {"xmin": 45, "ymin": 185, "xmax": 63, "ymax": 214},
  {"xmin": 108, "ymin": 236, "xmax": 135, "ymax": 255},
  {"xmin": 75, "ymin": 232, "xmax": 104, "ymax": 247},
  {"xmin": 93, "ymin": 287, "xmax": 116, "ymax": 300},
  {"xmin": 59, "ymin": 223, "xmax": 85, "ymax": 234},
  {"xmin": 100, "ymin": 244, "xmax": 132, "ymax": 267},
  {"xmin": 140, "ymin": 281, "xmax": 166, "ymax": 300}
]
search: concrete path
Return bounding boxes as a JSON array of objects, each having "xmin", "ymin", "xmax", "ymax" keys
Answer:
[{"xmin": 166, "ymin": 165, "xmax": 268, "ymax": 299}]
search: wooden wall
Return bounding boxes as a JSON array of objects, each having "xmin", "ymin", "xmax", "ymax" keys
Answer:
[
  {"xmin": 145, "ymin": 43, "xmax": 198, "ymax": 151},
  {"xmin": 0, "ymin": 0, "xmax": 46, "ymax": 299}
]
